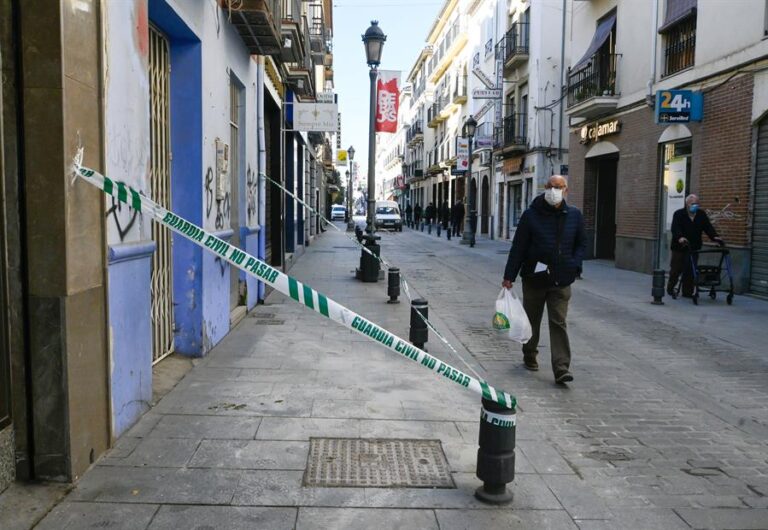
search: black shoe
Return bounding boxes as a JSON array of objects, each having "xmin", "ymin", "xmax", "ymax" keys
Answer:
[
  {"xmin": 555, "ymin": 372, "xmax": 573, "ymax": 385},
  {"xmin": 523, "ymin": 359, "xmax": 539, "ymax": 371}
]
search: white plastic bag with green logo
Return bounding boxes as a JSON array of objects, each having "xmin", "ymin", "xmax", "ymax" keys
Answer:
[{"xmin": 493, "ymin": 288, "xmax": 532, "ymax": 344}]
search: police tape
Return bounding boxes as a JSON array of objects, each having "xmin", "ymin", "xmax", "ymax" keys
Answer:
[
  {"xmin": 259, "ymin": 173, "xmax": 392, "ymax": 268},
  {"xmin": 481, "ymin": 407, "xmax": 516, "ymax": 429},
  {"xmin": 74, "ymin": 163, "xmax": 517, "ymax": 410},
  {"xmin": 262, "ymin": 172, "xmax": 483, "ymax": 381}
]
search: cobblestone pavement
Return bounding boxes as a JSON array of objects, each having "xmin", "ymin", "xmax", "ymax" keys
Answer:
[{"xmin": 30, "ymin": 224, "xmax": 768, "ymax": 529}]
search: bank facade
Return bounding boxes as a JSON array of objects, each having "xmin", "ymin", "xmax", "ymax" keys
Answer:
[{"xmin": 565, "ymin": 0, "xmax": 768, "ymax": 294}]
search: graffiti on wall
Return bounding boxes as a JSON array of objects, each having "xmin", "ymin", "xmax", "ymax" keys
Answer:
[
  {"xmin": 106, "ymin": 182, "xmax": 141, "ymax": 242},
  {"xmin": 205, "ymin": 166, "xmax": 231, "ymax": 230},
  {"xmin": 246, "ymin": 165, "xmax": 258, "ymax": 225}
]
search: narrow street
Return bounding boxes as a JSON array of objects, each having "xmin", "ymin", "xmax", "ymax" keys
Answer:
[{"xmin": 29, "ymin": 225, "xmax": 768, "ymax": 530}]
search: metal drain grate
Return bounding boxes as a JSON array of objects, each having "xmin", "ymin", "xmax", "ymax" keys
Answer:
[{"xmin": 304, "ymin": 438, "xmax": 454, "ymax": 489}]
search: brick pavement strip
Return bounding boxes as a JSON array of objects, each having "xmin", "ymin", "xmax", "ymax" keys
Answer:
[{"xmin": 29, "ymin": 226, "xmax": 768, "ymax": 529}]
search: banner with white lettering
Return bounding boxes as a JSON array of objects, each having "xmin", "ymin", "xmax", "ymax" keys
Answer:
[{"xmin": 375, "ymin": 70, "xmax": 401, "ymax": 133}]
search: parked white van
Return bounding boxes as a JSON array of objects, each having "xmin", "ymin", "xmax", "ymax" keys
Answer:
[{"xmin": 374, "ymin": 200, "xmax": 402, "ymax": 231}]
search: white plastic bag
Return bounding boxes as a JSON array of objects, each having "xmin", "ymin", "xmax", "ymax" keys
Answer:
[{"xmin": 492, "ymin": 288, "xmax": 532, "ymax": 344}]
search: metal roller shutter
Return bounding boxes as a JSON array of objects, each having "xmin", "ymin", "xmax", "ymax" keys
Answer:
[{"xmin": 751, "ymin": 117, "xmax": 768, "ymax": 295}]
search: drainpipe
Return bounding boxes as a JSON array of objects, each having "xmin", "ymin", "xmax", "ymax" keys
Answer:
[
  {"xmin": 558, "ymin": 0, "xmax": 566, "ymax": 161},
  {"xmin": 648, "ymin": 0, "xmax": 659, "ymax": 105},
  {"xmin": 257, "ymin": 58, "xmax": 267, "ymax": 301}
]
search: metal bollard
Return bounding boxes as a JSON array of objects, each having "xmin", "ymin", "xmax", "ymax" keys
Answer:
[
  {"xmin": 387, "ymin": 267, "xmax": 400, "ymax": 304},
  {"xmin": 427, "ymin": 222, "xmax": 432, "ymax": 234},
  {"xmin": 447, "ymin": 225, "xmax": 451, "ymax": 241},
  {"xmin": 360, "ymin": 235, "xmax": 381, "ymax": 283},
  {"xmin": 436, "ymin": 223, "xmax": 441, "ymax": 237},
  {"xmin": 420, "ymin": 222, "xmax": 424, "ymax": 232},
  {"xmin": 475, "ymin": 397, "xmax": 516, "ymax": 505},
  {"xmin": 409, "ymin": 298, "xmax": 428, "ymax": 350},
  {"xmin": 652, "ymin": 269, "xmax": 666, "ymax": 305}
]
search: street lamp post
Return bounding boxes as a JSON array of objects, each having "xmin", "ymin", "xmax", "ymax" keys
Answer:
[
  {"xmin": 362, "ymin": 20, "xmax": 386, "ymax": 234},
  {"xmin": 346, "ymin": 146, "xmax": 356, "ymax": 231},
  {"xmin": 461, "ymin": 115, "xmax": 478, "ymax": 247},
  {"xmin": 356, "ymin": 21, "xmax": 386, "ymax": 283}
]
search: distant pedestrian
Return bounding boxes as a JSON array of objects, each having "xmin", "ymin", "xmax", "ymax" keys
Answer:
[
  {"xmin": 502, "ymin": 175, "xmax": 586, "ymax": 385},
  {"xmin": 425, "ymin": 202, "xmax": 436, "ymax": 234},
  {"xmin": 440, "ymin": 200, "xmax": 451, "ymax": 238},
  {"xmin": 405, "ymin": 202, "xmax": 413, "ymax": 228},
  {"xmin": 414, "ymin": 203, "xmax": 422, "ymax": 229},
  {"xmin": 452, "ymin": 199, "xmax": 465, "ymax": 236},
  {"xmin": 667, "ymin": 194, "xmax": 723, "ymax": 298}
]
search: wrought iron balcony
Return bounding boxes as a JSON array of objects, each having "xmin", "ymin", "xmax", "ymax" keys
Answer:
[
  {"xmin": 427, "ymin": 102, "xmax": 440, "ymax": 128},
  {"xmin": 406, "ymin": 123, "xmax": 424, "ymax": 145},
  {"xmin": 504, "ymin": 22, "xmax": 529, "ymax": 70},
  {"xmin": 566, "ymin": 53, "xmax": 620, "ymax": 118},
  {"xmin": 221, "ymin": 0, "xmax": 282, "ymax": 56},
  {"xmin": 452, "ymin": 75, "xmax": 468, "ymax": 104},
  {"xmin": 494, "ymin": 114, "xmax": 527, "ymax": 152}
]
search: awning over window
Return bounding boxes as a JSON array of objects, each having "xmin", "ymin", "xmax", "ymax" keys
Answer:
[
  {"xmin": 658, "ymin": 0, "xmax": 697, "ymax": 33},
  {"xmin": 572, "ymin": 12, "xmax": 617, "ymax": 71}
]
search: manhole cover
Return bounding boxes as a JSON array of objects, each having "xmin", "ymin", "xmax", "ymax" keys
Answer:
[{"xmin": 303, "ymin": 438, "xmax": 454, "ymax": 489}]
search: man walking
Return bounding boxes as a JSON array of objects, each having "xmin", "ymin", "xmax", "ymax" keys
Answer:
[
  {"xmin": 502, "ymin": 175, "xmax": 586, "ymax": 385},
  {"xmin": 667, "ymin": 194, "xmax": 723, "ymax": 297},
  {"xmin": 405, "ymin": 202, "xmax": 413, "ymax": 228},
  {"xmin": 452, "ymin": 199, "xmax": 465, "ymax": 237},
  {"xmin": 414, "ymin": 203, "xmax": 422, "ymax": 230},
  {"xmin": 440, "ymin": 200, "xmax": 451, "ymax": 240},
  {"xmin": 425, "ymin": 202, "xmax": 436, "ymax": 234}
]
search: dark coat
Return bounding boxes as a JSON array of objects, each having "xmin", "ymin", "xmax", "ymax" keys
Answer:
[
  {"xmin": 440, "ymin": 202, "xmax": 451, "ymax": 224},
  {"xmin": 504, "ymin": 195, "xmax": 587, "ymax": 288},
  {"xmin": 452, "ymin": 201, "xmax": 465, "ymax": 223},
  {"xmin": 425, "ymin": 204, "xmax": 436, "ymax": 221},
  {"xmin": 670, "ymin": 208, "xmax": 718, "ymax": 251},
  {"xmin": 414, "ymin": 204, "xmax": 422, "ymax": 220}
]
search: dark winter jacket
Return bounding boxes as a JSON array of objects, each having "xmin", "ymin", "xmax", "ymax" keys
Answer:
[
  {"xmin": 440, "ymin": 202, "xmax": 451, "ymax": 224},
  {"xmin": 452, "ymin": 201, "xmax": 465, "ymax": 223},
  {"xmin": 425, "ymin": 204, "xmax": 436, "ymax": 222},
  {"xmin": 414, "ymin": 205, "xmax": 422, "ymax": 220},
  {"xmin": 670, "ymin": 208, "xmax": 718, "ymax": 251},
  {"xmin": 504, "ymin": 195, "xmax": 587, "ymax": 288}
]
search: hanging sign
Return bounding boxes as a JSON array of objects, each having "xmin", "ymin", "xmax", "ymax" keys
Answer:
[
  {"xmin": 473, "ymin": 88, "xmax": 502, "ymax": 99},
  {"xmin": 294, "ymin": 102, "xmax": 339, "ymax": 132},
  {"xmin": 655, "ymin": 90, "xmax": 703, "ymax": 124},
  {"xmin": 456, "ymin": 137, "xmax": 469, "ymax": 172},
  {"xmin": 472, "ymin": 68, "xmax": 495, "ymax": 89},
  {"xmin": 376, "ymin": 70, "xmax": 401, "ymax": 133},
  {"xmin": 337, "ymin": 149, "xmax": 348, "ymax": 167}
]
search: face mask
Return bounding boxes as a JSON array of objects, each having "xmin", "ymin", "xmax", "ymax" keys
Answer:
[
  {"xmin": 689, "ymin": 204, "xmax": 699, "ymax": 214},
  {"xmin": 545, "ymin": 188, "xmax": 564, "ymax": 206}
]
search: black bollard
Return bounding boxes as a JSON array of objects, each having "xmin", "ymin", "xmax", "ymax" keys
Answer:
[
  {"xmin": 355, "ymin": 225, "xmax": 364, "ymax": 243},
  {"xmin": 387, "ymin": 268, "xmax": 400, "ymax": 304},
  {"xmin": 475, "ymin": 397, "xmax": 516, "ymax": 504},
  {"xmin": 447, "ymin": 224, "xmax": 451, "ymax": 241},
  {"xmin": 652, "ymin": 269, "xmax": 666, "ymax": 305},
  {"xmin": 420, "ymin": 222, "xmax": 424, "ymax": 232},
  {"xmin": 409, "ymin": 298, "xmax": 428, "ymax": 350},
  {"xmin": 360, "ymin": 235, "xmax": 381, "ymax": 283}
]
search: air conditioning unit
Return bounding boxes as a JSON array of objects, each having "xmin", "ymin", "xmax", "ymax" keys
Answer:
[{"xmin": 478, "ymin": 150, "xmax": 492, "ymax": 167}]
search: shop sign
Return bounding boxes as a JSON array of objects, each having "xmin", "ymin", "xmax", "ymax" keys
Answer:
[
  {"xmin": 655, "ymin": 90, "xmax": 703, "ymax": 124},
  {"xmin": 336, "ymin": 149, "xmax": 348, "ymax": 166},
  {"xmin": 503, "ymin": 156, "xmax": 524, "ymax": 175},
  {"xmin": 578, "ymin": 119, "xmax": 621, "ymax": 145},
  {"xmin": 473, "ymin": 88, "xmax": 502, "ymax": 99},
  {"xmin": 456, "ymin": 137, "xmax": 469, "ymax": 172}
]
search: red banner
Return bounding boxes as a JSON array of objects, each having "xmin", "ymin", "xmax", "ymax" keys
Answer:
[{"xmin": 375, "ymin": 71, "xmax": 400, "ymax": 133}]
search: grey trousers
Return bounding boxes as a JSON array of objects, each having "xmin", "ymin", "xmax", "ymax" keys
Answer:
[{"xmin": 521, "ymin": 281, "xmax": 572, "ymax": 376}]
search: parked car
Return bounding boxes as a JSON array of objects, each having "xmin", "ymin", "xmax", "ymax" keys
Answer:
[
  {"xmin": 374, "ymin": 200, "xmax": 403, "ymax": 231},
  {"xmin": 330, "ymin": 205, "xmax": 347, "ymax": 221}
]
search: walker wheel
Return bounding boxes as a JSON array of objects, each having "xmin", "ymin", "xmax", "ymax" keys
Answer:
[
  {"xmin": 709, "ymin": 291, "xmax": 716, "ymax": 300},
  {"xmin": 693, "ymin": 295, "xmax": 699, "ymax": 305}
]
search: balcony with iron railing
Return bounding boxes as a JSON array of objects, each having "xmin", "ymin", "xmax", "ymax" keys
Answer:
[
  {"xmin": 281, "ymin": 0, "xmax": 307, "ymax": 64},
  {"xmin": 452, "ymin": 74, "xmax": 468, "ymax": 105},
  {"xmin": 503, "ymin": 22, "xmax": 529, "ymax": 70},
  {"xmin": 566, "ymin": 53, "xmax": 620, "ymax": 119},
  {"xmin": 427, "ymin": 102, "xmax": 441, "ymax": 128},
  {"xmin": 221, "ymin": 0, "xmax": 282, "ymax": 56},
  {"xmin": 407, "ymin": 123, "xmax": 424, "ymax": 145},
  {"xmin": 429, "ymin": 17, "xmax": 469, "ymax": 83},
  {"xmin": 494, "ymin": 114, "xmax": 527, "ymax": 153}
]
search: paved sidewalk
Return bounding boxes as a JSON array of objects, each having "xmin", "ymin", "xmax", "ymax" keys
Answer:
[{"xmin": 31, "ymin": 224, "xmax": 768, "ymax": 529}]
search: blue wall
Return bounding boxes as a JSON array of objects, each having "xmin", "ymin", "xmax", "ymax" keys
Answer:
[
  {"xmin": 108, "ymin": 243, "xmax": 154, "ymax": 437},
  {"xmin": 149, "ymin": 0, "xmax": 204, "ymax": 356},
  {"xmin": 297, "ymin": 141, "xmax": 304, "ymax": 246}
]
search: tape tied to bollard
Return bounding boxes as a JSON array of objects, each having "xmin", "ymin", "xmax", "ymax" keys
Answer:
[
  {"xmin": 481, "ymin": 407, "xmax": 517, "ymax": 429},
  {"xmin": 74, "ymin": 162, "xmax": 517, "ymax": 411}
]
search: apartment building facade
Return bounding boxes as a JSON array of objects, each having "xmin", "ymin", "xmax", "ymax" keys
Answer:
[
  {"xmin": 0, "ymin": 0, "xmax": 334, "ymax": 490},
  {"xmin": 565, "ymin": 0, "xmax": 768, "ymax": 294}
]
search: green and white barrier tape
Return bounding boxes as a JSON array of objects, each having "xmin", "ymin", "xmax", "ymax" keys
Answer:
[
  {"xmin": 262, "ymin": 172, "xmax": 483, "ymax": 382},
  {"xmin": 74, "ymin": 162, "xmax": 516, "ymax": 410}
]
